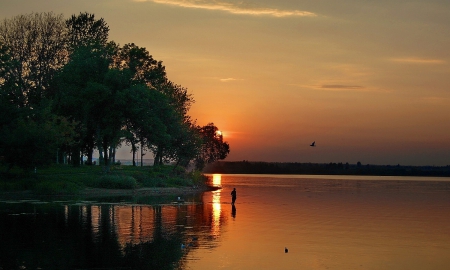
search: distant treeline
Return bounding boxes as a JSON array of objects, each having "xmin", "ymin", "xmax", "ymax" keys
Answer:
[{"xmin": 203, "ymin": 161, "xmax": 450, "ymax": 177}]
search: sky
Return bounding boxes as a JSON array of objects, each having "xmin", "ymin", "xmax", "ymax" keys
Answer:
[{"xmin": 1, "ymin": 0, "xmax": 450, "ymax": 166}]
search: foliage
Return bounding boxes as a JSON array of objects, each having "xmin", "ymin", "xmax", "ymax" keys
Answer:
[
  {"xmin": 66, "ymin": 12, "xmax": 109, "ymax": 49},
  {"xmin": 34, "ymin": 180, "xmax": 82, "ymax": 195},
  {"xmin": 94, "ymin": 175, "xmax": 138, "ymax": 189},
  {"xmin": 113, "ymin": 43, "xmax": 166, "ymax": 88},
  {"xmin": 195, "ymin": 123, "xmax": 230, "ymax": 170},
  {"xmin": 0, "ymin": 12, "xmax": 67, "ymax": 106},
  {"xmin": 0, "ymin": 164, "xmax": 209, "ymax": 194},
  {"xmin": 188, "ymin": 169, "xmax": 209, "ymax": 186},
  {"xmin": 0, "ymin": 11, "xmax": 230, "ymax": 173},
  {"xmin": 0, "ymin": 102, "xmax": 75, "ymax": 171}
]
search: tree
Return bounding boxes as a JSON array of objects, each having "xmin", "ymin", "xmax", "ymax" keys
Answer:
[
  {"xmin": 113, "ymin": 43, "xmax": 190, "ymax": 166},
  {"xmin": 65, "ymin": 12, "xmax": 109, "ymax": 50},
  {"xmin": 119, "ymin": 84, "xmax": 175, "ymax": 166},
  {"xmin": 151, "ymin": 78, "xmax": 196, "ymax": 166},
  {"xmin": 1, "ymin": 12, "xmax": 231, "ymax": 172},
  {"xmin": 165, "ymin": 121, "xmax": 202, "ymax": 168},
  {"xmin": 0, "ymin": 12, "xmax": 67, "ymax": 107},
  {"xmin": 55, "ymin": 42, "xmax": 119, "ymax": 166},
  {"xmin": 113, "ymin": 43, "xmax": 166, "ymax": 88},
  {"xmin": 195, "ymin": 123, "xmax": 230, "ymax": 170},
  {"xmin": 0, "ymin": 98, "xmax": 75, "ymax": 172}
]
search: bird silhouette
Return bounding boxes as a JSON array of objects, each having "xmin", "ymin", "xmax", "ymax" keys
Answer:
[
  {"xmin": 285, "ymin": 247, "xmax": 288, "ymax": 253},
  {"xmin": 310, "ymin": 141, "xmax": 316, "ymax": 147}
]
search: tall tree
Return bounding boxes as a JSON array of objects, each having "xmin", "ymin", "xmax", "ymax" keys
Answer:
[
  {"xmin": 119, "ymin": 84, "xmax": 178, "ymax": 167},
  {"xmin": 0, "ymin": 12, "xmax": 67, "ymax": 107},
  {"xmin": 55, "ymin": 43, "xmax": 119, "ymax": 166}
]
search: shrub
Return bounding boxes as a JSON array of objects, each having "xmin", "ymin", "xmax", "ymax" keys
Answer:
[
  {"xmin": 34, "ymin": 180, "xmax": 82, "ymax": 195},
  {"xmin": 140, "ymin": 177, "xmax": 167, "ymax": 187},
  {"xmin": 188, "ymin": 170, "xmax": 208, "ymax": 186},
  {"xmin": 167, "ymin": 177, "xmax": 193, "ymax": 187},
  {"xmin": 96, "ymin": 175, "xmax": 138, "ymax": 189}
]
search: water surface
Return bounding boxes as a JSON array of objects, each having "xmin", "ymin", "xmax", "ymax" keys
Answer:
[{"xmin": 1, "ymin": 174, "xmax": 450, "ymax": 270}]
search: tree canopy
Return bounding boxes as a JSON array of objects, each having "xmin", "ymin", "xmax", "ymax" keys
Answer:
[{"xmin": 0, "ymin": 12, "xmax": 230, "ymax": 172}]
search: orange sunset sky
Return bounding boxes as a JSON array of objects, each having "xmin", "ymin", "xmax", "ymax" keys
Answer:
[{"xmin": 2, "ymin": 0, "xmax": 449, "ymax": 166}]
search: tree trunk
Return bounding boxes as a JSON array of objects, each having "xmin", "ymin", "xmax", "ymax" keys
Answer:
[
  {"xmin": 86, "ymin": 141, "xmax": 94, "ymax": 165},
  {"xmin": 71, "ymin": 146, "xmax": 80, "ymax": 167},
  {"xmin": 132, "ymin": 142, "xmax": 136, "ymax": 166},
  {"xmin": 112, "ymin": 147, "xmax": 116, "ymax": 164},
  {"xmin": 98, "ymin": 145, "xmax": 103, "ymax": 165},
  {"xmin": 102, "ymin": 139, "xmax": 109, "ymax": 167},
  {"xmin": 153, "ymin": 151, "xmax": 159, "ymax": 166},
  {"xmin": 109, "ymin": 146, "xmax": 113, "ymax": 165},
  {"xmin": 153, "ymin": 146, "xmax": 162, "ymax": 166},
  {"xmin": 140, "ymin": 145, "xmax": 144, "ymax": 167}
]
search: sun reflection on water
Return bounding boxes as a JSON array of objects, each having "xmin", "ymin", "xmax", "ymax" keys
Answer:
[
  {"xmin": 212, "ymin": 174, "xmax": 222, "ymax": 236},
  {"xmin": 212, "ymin": 174, "xmax": 222, "ymax": 187}
]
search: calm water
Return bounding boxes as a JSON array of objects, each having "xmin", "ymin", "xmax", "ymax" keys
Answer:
[{"xmin": 1, "ymin": 174, "xmax": 450, "ymax": 270}]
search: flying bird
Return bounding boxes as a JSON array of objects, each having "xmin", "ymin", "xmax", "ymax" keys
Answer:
[{"xmin": 310, "ymin": 141, "xmax": 315, "ymax": 147}]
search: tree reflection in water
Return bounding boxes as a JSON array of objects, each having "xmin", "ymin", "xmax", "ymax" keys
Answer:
[{"xmin": 0, "ymin": 188, "xmax": 228, "ymax": 270}]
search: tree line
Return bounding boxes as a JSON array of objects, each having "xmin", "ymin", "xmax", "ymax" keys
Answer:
[
  {"xmin": 204, "ymin": 161, "xmax": 450, "ymax": 176},
  {"xmin": 0, "ymin": 12, "xmax": 230, "ymax": 172}
]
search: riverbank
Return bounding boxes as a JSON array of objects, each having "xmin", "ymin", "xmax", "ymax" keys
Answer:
[
  {"xmin": 0, "ymin": 185, "xmax": 220, "ymax": 200},
  {"xmin": 0, "ymin": 164, "xmax": 213, "ymax": 199}
]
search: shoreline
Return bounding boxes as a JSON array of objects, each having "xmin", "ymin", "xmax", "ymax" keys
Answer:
[{"xmin": 0, "ymin": 185, "xmax": 218, "ymax": 200}]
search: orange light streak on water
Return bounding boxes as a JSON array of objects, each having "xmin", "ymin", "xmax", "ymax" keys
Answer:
[{"xmin": 212, "ymin": 190, "xmax": 222, "ymax": 237}]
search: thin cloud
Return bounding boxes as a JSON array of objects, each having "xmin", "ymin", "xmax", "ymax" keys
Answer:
[
  {"xmin": 390, "ymin": 57, "xmax": 446, "ymax": 64},
  {"xmin": 220, "ymin": 77, "xmax": 241, "ymax": 82},
  {"xmin": 291, "ymin": 82, "xmax": 393, "ymax": 93},
  {"xmin": 320, "ymin": 84, "xmax": 364, "ymax": 90},
  {"xmin": 419, "ymin": 96, "xmax": 449, "ymax": 103},
  {"xmin": 138, "ymin": 0, "xmax": 317, "ymax": 17},
  {"xmin": 292, "ymin": 83, "xmax": 368, "ymax": 92}
]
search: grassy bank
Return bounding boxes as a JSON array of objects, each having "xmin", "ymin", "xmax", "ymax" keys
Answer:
[{"xmin": 0, "ymin": 164, "xmax": 208, "ymax": 195}]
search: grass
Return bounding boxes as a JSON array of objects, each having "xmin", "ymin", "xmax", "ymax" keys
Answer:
[{"xmin": 0, "ymin": 164, "xmax": 208, "ymax": 195}]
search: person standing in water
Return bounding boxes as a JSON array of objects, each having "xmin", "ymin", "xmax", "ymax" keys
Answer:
[{"xmin": 231, "ymin": 188, "xmax": 237, "ymax": 205}]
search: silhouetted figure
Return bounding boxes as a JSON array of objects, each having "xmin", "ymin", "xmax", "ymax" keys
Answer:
[
  {"xmin": 285, "ymin": 247, "xmax": 288, "ymax": 253},
  {"xmin": 232, "ymin": 205, "xmax": 236, "ymax": 218},
  {"xmin": 310, "ymin": 141, "xmax": 315, "ymax": 147},
  {"xmin": 231, "ymin": 188, "xmax": 237, "ymax": 205}
]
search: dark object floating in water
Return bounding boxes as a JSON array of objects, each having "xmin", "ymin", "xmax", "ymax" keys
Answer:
[
  {"xmin": 310, "ymin": 141, "xmax": 315, "ymax": 147},
  {"xmin": 285, "ymin": 247, "xmax": 288, "ymax": 253}
]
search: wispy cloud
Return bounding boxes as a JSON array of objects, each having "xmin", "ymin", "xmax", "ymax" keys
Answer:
[
  {"xmin": 219, "ymin": 77, "xmax": 241, "ymax": 82},
  {"xmin": 320, "ymin": 84, "xmax": 365, "ymax": 90},
  {"xmin": 136, "ymin": 0, "xmax": 317, "ymax": 17},
  {"xmin": 419, "ymin": 96, "xmax": 449, "ymax": 103},
  {"xmin": 291, "ymin": 83, "xmax": 368, "ymax": 92},
  {"xmin": 390, "ymin": 57, "xmax": 446, "ymax": 64},
  {"xmin": 290, "ymin": 82, "xmax": 391, "ymax": 93}
]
